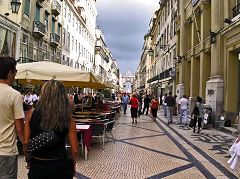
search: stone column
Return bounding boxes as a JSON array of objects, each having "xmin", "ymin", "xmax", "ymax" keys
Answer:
[
  {"xmin": 176, "ymin": 0, "xmax": 185, "ymax": 98},
  {"xmin": 206, "ymin": 0, "xmax": 224, "ymax": 125},
  {"xmin": 200, "ymin": 3, "xmax": 211, "ymax": 99}
]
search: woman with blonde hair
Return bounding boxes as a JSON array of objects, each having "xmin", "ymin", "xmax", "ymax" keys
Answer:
[{"xmin": 24, "ymin": 80, "xmax": 79, "ymax": 179}]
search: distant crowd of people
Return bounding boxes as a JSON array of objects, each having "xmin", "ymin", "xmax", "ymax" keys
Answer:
[{"xmin": 121, "ymin": 91, "xmax": 205, "ymax": 134}]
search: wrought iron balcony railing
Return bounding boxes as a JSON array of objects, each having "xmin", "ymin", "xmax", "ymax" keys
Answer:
[
  {"xmin": 50, "ymin": 33, "xmax": 60, "ymax": 47},
  {"xmin": 52, "ymin": 0, "xmax": 61, "ymax": 16},
  {"xmin": 33, "ymin": 21, "xmax": 46, "ymax": 39},
  {"xmin": 233, "ymin": 3, "xmax": 240, "ymax": 18}
]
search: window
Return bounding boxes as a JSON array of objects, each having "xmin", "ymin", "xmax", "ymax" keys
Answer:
[
  {"xmin": 50, "ymin": 48, "xmax": 54, "ymax": 61},
  {"xmin": 64, "ymin": 5, "xmax": 67, "ymax": 17},
  {"xmin": 67, "ymin": 32, "xmax": 70, "ymax": 47},
  {"xmin": 52, "ymin": 18, "xmax": 55, "ymax": 33},
  {"xmin": 58, "ymin": 24, "xmax": 61, "ymax": 35},
  {"xmin": 75, "ymin": 40, "xmax": 77, "ymax": 52},
  {"xmin": 45, "ymin": 12, "xmax": 49, "ymax": 31},
  {"xmin": 24, "ymin": 0, "xmax": 30, "ymax": 17},
  {"xmin": 73, "ymin": 16, "xmax": 74, "ymax": 27},
  {"xmin": 33, "ymin": 41, "xmax": 38, "ymax": 61},
  {"xmin": 67, "ymin": 57, "xmax": 70, "ymax": 66},
  {"xmin": 42, "ymin": 44, "xmax": 47, "ymax": 60},
  {"xmin": 68, "ymin": 11, "xmax": 71, "ymax": 22},
  {"xmin": 63, "ymin": 28, "xmax": 66, "ymax": 45},
  {"xmin": 35, "ymin": 6, "xmax": 40, "ymax": 21},
  {"xmin": 72, "ymin": 36, "xmax": 74, "ymax": 50},
  {"xmin": 62, "ymin": 54, "xmax": 65, "ymax": 64},
  {"xmin": 22, "ymin": 35, "xmax": 28, "ymax": 58}
]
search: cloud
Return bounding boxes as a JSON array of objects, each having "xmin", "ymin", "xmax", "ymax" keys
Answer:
[{"xmin": 96, "ymin": 0, "xmax": 159, "ymax": 75}]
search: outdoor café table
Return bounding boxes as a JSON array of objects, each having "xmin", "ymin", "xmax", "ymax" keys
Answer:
[
  {"xmin": 72, "ymin": 114, "xmax": 102, "ymax": 119},
  {"xmin": 76, "ymin": 124, "xmax": 92, "ymax": 160}
]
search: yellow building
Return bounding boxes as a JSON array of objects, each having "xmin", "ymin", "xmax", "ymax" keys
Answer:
[
  {"xmin": 147, "ymin": 0, "xmax": 178, "ymax": 99},
  {"xmin": 0, "ymin": 0, "xmax": 62, "ymax": 63},
  {"xmin": 176, "ymin": 0, "xmax": 240, "ymax": 125}
]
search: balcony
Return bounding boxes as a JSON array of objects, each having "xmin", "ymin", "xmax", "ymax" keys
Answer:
[
  {"xmin": 51, "ymin": 0, "xmax": 61, "ymax": 16},
  {"xmin": 33, "ymin": 21, "xmax": 46, "ymax": 39},
  {"xmin": 50, "ymin": 33, "xmax": 60, "ymax": 47},
  {"xmin": 233, "ymin": 3, "xmax": 240, "ymax": 18}
]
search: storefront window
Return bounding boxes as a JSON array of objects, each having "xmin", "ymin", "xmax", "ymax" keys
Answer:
[{"xmin": 0, "ymin": 28, "xmax": 16, "ymax": 58}]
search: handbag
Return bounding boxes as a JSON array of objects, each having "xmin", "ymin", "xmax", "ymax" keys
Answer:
[
  {"xmin": 189, "ymin": 117, "xmax": 195, "ymax": 127},
  {"xmin": 27, "ymin": 131, "xmax": 59, "ymax": 153}
]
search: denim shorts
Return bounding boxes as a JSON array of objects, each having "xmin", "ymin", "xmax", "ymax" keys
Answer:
[{"xmin": 0, "ymin": 155, "xmax": 18, "ymax": 179}]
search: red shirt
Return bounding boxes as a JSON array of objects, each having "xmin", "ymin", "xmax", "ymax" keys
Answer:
[
  {"xmin": 129, "ymin": 97, "xmax": 138, "ymax": 108},
  {"xmin": 151, "ymin": 100, "xmax": 159, "ymax": 109}
]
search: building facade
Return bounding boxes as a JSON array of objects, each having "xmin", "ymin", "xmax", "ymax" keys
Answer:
[
  {"xmin": 19, "ymin": 0, "xmax": 62, "ymax": 64},
  {"xmin": 61, "ymin": 0, "xmax": 97, "ymax": 72},
  {"xmin": 136, "ymin": 0, "xmax": 178, "ymax": 99},
  {"xmin": 176, "ymin": 0, "xmax": 240, "ymax": 124}
]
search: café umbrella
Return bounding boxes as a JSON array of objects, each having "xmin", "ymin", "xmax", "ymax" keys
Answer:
[{"xmin": 16, "ymin": 61, "xmax": 112, "ymax": 89}]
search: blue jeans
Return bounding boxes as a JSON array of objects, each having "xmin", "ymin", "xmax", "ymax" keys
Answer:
[
  {"xmin": 180, "ymin": 109, "xmax": 188, "ymax": 124},
  {"xmin": 122, "ymin": 103, "xmax": 128, "ymax": 114},
  {"xmin": 162, "ymin": 104, "xmax": 167, "ymax": 116}
]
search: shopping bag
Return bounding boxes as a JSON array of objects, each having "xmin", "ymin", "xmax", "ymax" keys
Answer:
[{"xmin": 189, "ymin": 117, "xmax": 195, "ymax": 127}]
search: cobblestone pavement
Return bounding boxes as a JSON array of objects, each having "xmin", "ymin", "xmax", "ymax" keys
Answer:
[{"xmin": 17, "ymin": 107, "xmax": 239, "ymax": 179}]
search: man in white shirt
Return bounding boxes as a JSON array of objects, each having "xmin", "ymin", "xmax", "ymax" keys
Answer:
[
  {"xmin": 0, "ymin": 57, "xmax": 25, "ymax": 179},
  {"xmin": 178, "ymin": 95, "xmax": 189, "ymax": 125},
  {"xmin": 24, "ymin": 91, "xmax": 33, "ymax": 105}
]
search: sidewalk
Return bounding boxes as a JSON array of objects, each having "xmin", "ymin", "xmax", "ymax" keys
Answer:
[
  {"xmin": 156, "ymin": 109, "xmax": 239, "ymax": 178},
  {"xmin": 17, "ymin": 108, "xmax": 239, "ymax": 178}
]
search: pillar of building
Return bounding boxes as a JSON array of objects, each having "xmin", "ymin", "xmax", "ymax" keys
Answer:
[
  {"xmin": 176, "ymin": 0, "xmax": 186, "ymax": 99},
  {"xmin": 205, "ymin": 0, "xmax": 224, "ymax": 124},
  {"xmin": 199, "ymin": 3, "xmax": 211, "ymax": 99}
]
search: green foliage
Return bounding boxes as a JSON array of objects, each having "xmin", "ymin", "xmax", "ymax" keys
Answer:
[{"xmin": 101, "ymin": 89, "xmax": 111, "ymax": 98}]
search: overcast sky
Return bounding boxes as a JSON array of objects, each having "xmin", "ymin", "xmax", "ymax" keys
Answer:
[{"xmin": 96, "ymin": 0, "xmax": 159, "ymax": 76}]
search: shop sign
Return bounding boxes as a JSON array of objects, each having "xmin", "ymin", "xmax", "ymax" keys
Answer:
[{"xmin": 192, "ymin": 0, "xmax": 200, "ymax": 6}]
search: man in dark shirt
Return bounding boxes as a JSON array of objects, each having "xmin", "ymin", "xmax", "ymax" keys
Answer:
[
  {"xmin": 137, "ymin": 93, "xmax": 143, "ymax": 116},
  {"xmin": 165, "ymin": 92, "xmax": 175, "ymax": 124},
  {"xmin": 142, "ymin": 94, "xmax": 151, "ymax": 115}
]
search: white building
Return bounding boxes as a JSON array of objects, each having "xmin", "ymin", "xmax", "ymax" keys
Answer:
[{"xmin": 61, "ymin": 0, "xmax": 97, "ymax": 72}]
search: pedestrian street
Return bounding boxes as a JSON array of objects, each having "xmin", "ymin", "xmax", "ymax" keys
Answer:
[{"xmin": 18, "ymin": 108, "xmax": 239, "ymax": 179}]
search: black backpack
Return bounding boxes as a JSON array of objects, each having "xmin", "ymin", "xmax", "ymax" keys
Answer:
[
  {"xmin": 224, "ymin": 119, "xmax": 231, "ymax": 127},
  {"xmin": 193, "ymin": 105, "xmax": 199, "ymax": 115}
]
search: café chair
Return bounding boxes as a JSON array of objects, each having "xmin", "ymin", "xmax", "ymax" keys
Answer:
[{"xmin": 104, "ymin": 120, "xmax": 116, "ymax": 143}]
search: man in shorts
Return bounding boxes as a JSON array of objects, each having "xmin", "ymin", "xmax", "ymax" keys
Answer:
[{"xmin": 0, "ymin": 57, "xmax": 25, "ymax": 179}]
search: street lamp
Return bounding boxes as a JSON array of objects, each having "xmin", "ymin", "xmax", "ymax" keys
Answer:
[{"xmin": 11, "ymin": 0, "xmax": 21, "ymax": 14}]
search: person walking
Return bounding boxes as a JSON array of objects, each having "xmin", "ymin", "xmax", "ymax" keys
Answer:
[
  {"xmin": 191, "ymin": 96, "xmax": 204, "ymax": 133},
  {"xmin": 150, "ymin": 96, "xmax": 159, "ymax": 120},
  {"xmin": 173, "ymin": 95, "xmax": 178, "ymax": 115},
  {"xmin": 0, "ymin": 57, "xmax": 25, "ymax": 179},
  {"xmin": 162, "ymin": 93, "xmax": 167, "ymax": 116},
  {"xmin": 129, "ymin": 94, "xmax": 139, "ymax": 123},
  {"xmin": 122, "ymin": 93, "xmax": 129, "ymax": 114},
  {"xmin": 24, "ymin": 80, "xmax": 79, "ymax": 179},
  {"xmin": 165, "ymin": 92, "xmax": 175, "ymax": 124},
  {"xmin": 178, "ymin": 95, "xmax": 189, "ymax": 125},
  {"xmin": 137, "ymin": 93, "xmax": 143, "ymax": 117},
  {"xmin": 142, "ymin": 94, "xmax": 151, "ymax": 115}
]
